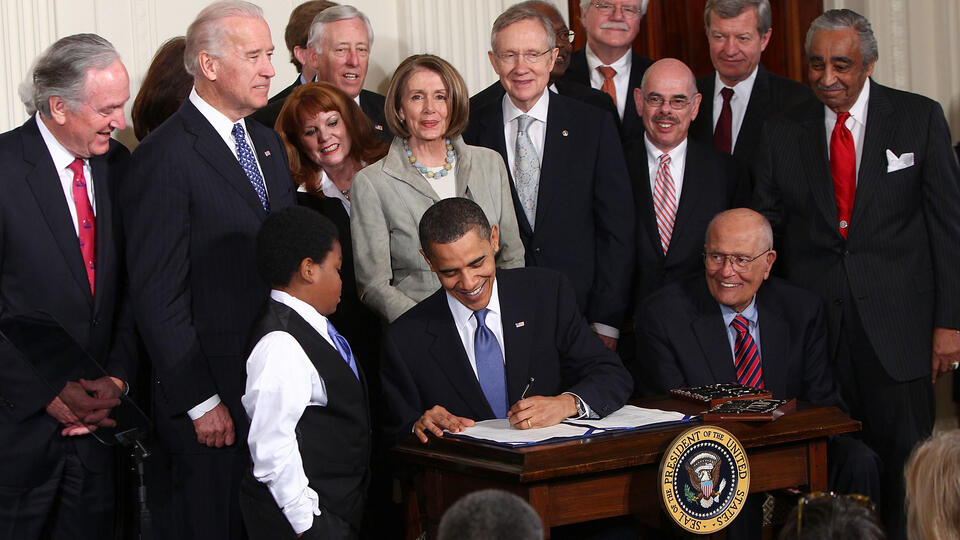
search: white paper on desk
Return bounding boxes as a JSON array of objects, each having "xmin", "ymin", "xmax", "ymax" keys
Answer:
[
  {"xmin": 564, "ymin": 405, "xmax": 690, "ymax": 430},
  {"xmin": 450, "ymin": 419, "xmax": 590, "ymax": 446}
]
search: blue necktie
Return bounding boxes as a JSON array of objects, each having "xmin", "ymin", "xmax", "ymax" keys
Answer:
[
  {"xmin": 231, "ymin": 122, "xmax": 270, "ymax": 212},
  {"xmin": 327, "ymin": 321, "xmax": 359, "ymax": 380},
  {"xmin": 474, "ymin": 308, "xmax": 507, "ymax": 418}
]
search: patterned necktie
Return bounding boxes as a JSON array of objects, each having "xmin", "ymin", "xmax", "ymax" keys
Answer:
[
  {"xmin": 713, "ymin": 87, "xmax": 734, "ymax": 154},
  {"xmin": 231, "ymin": 122, "xmax": 270, "ymax": 212},
  {"xmin": 327, "ymin": 321, "xmax": 359, "ymax": 380},
  {"xmin": 652, "ymin": 154, "xmax": 677, "ymax": 254},
  {"xmin": 597, "ymin": 66, "xmax": 617, "ymax": 106},
  {"xmin": 514, "ymin": 114, "xmax": 540, "ymax": 229},
  {"xmin": 830, "ymin": 112, "xmax": 856, "ymax": 238},
  {"xmin": 731, "ymin": 315, "xmax": 764, "ymax": 388},
  {"xmin": 68, "ymin": 158, "xmax": 96, "ymax": 295},
  {"xmin": 474, "ymin": 308, "xmax": 507, "ymax": 418}
]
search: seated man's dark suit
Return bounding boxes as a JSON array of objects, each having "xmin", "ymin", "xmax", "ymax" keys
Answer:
[
  {"xmin": 561, "ymin": 48, "xmax": 653, "ymax": 141},
  {"xmin": 690, "ymin": 65, "xmax": 813, "ymax": 166},
  {"xmin": 121, "ymin": 99, "xmax": 296, "ymax": 539},
  {"xmin": 639, "ymin": 275, "xmax": 880, "ymax": 535},
  {"xmin": 380, "ymin": 267, "xmax": 633, "ymax": 445},
  {"xmin": 0, "ymin": 116, "xmax": 134, "ymax": 538},
  {"xmin": 469, "ymin": 80, "xmax": 619, "ymax": 131},
  {"xmin": 463, "ymin": 92, "xmax": 635, "ymax": 334}
]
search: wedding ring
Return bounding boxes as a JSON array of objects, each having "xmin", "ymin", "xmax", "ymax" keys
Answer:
[
  {"xmin": 526, "ymin": 419, "xmax": 531, "ymax": 428},
  {"xmin": 951, "ymin": 361, "xmax": 959, "ymax": 371}
]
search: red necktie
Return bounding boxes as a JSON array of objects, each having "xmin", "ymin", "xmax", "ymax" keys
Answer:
[
  {"xmin": 830, "ymin": 112, "xmax": 856, "ymax": 238},
  {"xmin": 652, "ymin": 154, "xmax": 677, "ymax": 254},
  {"xmin": 68, "ymin": 158, "xmax": 96, "ymax": 295},
  {"xmin": 597, "ymin": 66, "xmax": 617, "ymax": 107},
  {"xmin": 713, "ymin": 87, "xmax": 734, "ymax": 154},
  {"xmin": 731, "ymin": 315, "xmax": 763, "ymax": 388}
]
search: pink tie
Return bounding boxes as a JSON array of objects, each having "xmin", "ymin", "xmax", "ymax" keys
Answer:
[
  {"xmin": 68, "ymin": 158, "xmax": 96, "ymax": 295},
  {"xmin": 653, "ymin": 154, "xmax": 677, "ymax": 254}
]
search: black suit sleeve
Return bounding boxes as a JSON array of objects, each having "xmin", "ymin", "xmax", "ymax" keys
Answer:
[
  {"xmin": 379, "ymin": 328, "xmax": 424, "ymax": 446},
  {"xmin": 587, "ymin": 113, "xmax": 635, "ymax": 329},
  {"xmin": 636, "ymin": 299, "xmax": 689, "ymax": 394},
  {"xmin": 799, "ymin": 299, "xmax": 845, "ymax": 409}
]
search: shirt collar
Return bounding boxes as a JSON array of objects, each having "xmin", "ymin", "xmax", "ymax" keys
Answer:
[
  {"xmin": 189, "ymin": 86, "xmax": 246, "ymax": 142},
  {"xmin": 35, "ymin": 112, "xmax": 82, "ymax": 171},
  {"xmin": 446, "ymin": 278, "xmax": 501, "ymax": 328},
  {"xmin": 270, "ymin": 289, "xmax": 332, "ymax": 337},
  {"xmin": 643, "ymin": 133, "xmax": 688, "ymax": 165},
  {"xmin": 713, "ymin": 65, "xmax": 759, "ymax": 98},
  {"xmin": 719, "ymin": 294, "xmax": 759, "ymax": 329},
  {"xmin": 585, "ymin": 43, "xmax": 631, "ymax": 72},
  {"xmin": 502, "ymin": 86, "xmax": 550, "ymax": 125},
  {"xmin": 825, "ymin": 77, "xmax": 870, "ymax": 127}
]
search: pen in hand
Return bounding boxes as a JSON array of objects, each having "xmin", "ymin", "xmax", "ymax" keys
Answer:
[{"xmin": 520, "ymin": 377, "xmax": 535, "ymax": 399}]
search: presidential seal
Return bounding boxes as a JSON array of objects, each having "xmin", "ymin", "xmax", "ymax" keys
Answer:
[{"xmin": 659, "ymin": 425, "xmax": 750, "ymax": 534}]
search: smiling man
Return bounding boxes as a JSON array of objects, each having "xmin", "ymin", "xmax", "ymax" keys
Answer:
[
  {"xmin": 689, "ymin": 0, "xmax": 812, "ymax": 163},
  {"xmin": 379, "ymin": 198, "xmax": 631, "ymax": 446},
  {"xmin": 753, "ymin": 9, "xmax": 960, "ymax": 539},
  {"xmin": 121, "ymin": 2, "xmax": 296, "ymax": 538}
]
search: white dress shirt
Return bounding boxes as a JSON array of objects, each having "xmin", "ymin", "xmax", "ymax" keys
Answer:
[
  {"xmin": 824, "ymin": 78, "xmax": 870, "ymax": 183},
  {"xmin": 710, "ymin": 66, "xmax": 759, "ymax": 151},
  {"xmin": 318, "ymin": 169, "xmax": 351, "ymax": 216},
  {"xmin": 186, "ymin": 87, "xmax": 272, "ymax": 420},
  {"xmin": 35, "ymin": 113, "xmax": 97, "ymax": 231},
  {"xmin": 502, "ymin": 87, "xmax": 550, "ymax": 178},
  {"xmin": 585, "ymin": 44, "xmax": 632, "ymax": 120},
  {"xmin": 242, "ymin": 290, "xmax": 338, "ymax": 535},
  {"xmin": 644, "ymin": 135, "xmax": 688, "ymax": 200}
]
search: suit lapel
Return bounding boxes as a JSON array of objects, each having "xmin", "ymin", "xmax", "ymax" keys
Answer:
[
  {"xmin": 475, "ymin": 102, "xmax": 531, "ymax": 234},
  {"xmin": 423, "ymin": 293, "xmax": 494, "ymax": 420},
  {"xmin": 620, "ymin": 51, "xmax": 645, "ymax": 135},
  {"xmin": 798, "ymin": 102, "xmax": 839, "ymax": 233},
  {"xmin": 632, "ymin": 149, "xmax": 663, "ymax": 258},
  {"xmin": 247, "ymin": 122, "xmax": 289, "ymax": 209},
  {"xmin": 755, "ymin": 286, "xmax": 789, "ymax": 397},
  {"xmin": 181, "ymin": 101, "xmax": 268, "ymax": 219},
  {"xmin": 690, "ymin": 280, "xmax": 738, "ymax": 383},
  {"xmin": 537, "ymin": 96, "xmax": 575, "ymax": 230},
  {"xmin": 20, "ymin": 119, "xmax": 92, "ymax": 303},
  {"xmin": 692, "ymin": 75, "xmax": 716, "ymax": 143},
  {"xmin": 380, "ymin": 138, "xmax": 441, "ymax": 202},
  {"xmin": 734, "ymin": 66, "xmax": 770, "ymax": 159},
  {"xmin": 89, "ymin": 151, "xmax": 114, "ymax": 311},
  {"xmin": 668, "ymin": 143, "xmax": 706, "ymax": 262},
  {"xmin": 497, "ymin": 273, "xmax": 534, "ymax": 405},
  {"xmin": 850, "ymin": 80, "xmax": 894, "ymax": 231}
]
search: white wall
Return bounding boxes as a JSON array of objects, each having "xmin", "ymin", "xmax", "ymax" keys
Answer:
[{"xmin": 0, "ymin": 0, "xmax": 568, "ymax": 147}]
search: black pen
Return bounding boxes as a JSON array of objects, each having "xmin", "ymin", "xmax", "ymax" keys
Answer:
[{"xmin": 520, "ymin": 377, "xmax": 535, "ymax": 399}]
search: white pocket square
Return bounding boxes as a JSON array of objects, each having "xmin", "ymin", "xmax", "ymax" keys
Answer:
[{"xmin": 886, "ymin": 150, "xmax": 914, "ymax": 172}]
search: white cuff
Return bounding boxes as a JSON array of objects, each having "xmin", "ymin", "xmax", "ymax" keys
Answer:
[
  {"xmin": 591, "ymin": 323, "xmax": 620, "ymax": 339},
  {"xmin": 284, "ymin": 487, "xmax": 321, "ymax": 535},
  {"xmin": 186, "ymin": 394, "xmax": 221, "ymax": 420}
]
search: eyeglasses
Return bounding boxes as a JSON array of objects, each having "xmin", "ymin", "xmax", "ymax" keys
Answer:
[
  {"xmin": 493, "ymin": 48, "xmax": 555, "ymax": 65},
  {"xmin": 591, "ymin": 1, "xmax": 644, "ymax": 19},
  {"xmin": 703, "ymin": 249, "xmax": 771, "ymax": 270},
  {"xmin": 557, "ymin": 29, "xmax": 575, "ymax": 43},
  {"xmin": 643, "ymin": 94, "xmax": 693, "ymax": 109},
  {"xmin": 797, "ymin": 491, "xmax": 875, "ymax": 535}
]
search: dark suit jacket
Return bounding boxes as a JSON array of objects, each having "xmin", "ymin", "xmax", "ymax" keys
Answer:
[
  {"xmin": 121, "ymin": 99, "xmax": 296, "ymax": 453},
  {"xmin": 469, "ymin": 79, "xmax": 619, "ymax": 131},
  {"xmin": 690, "ymin": 65, "xmax": 813, "ymax": 165},
  {"xmin": 638, "ymin": 276, "xmax": 843, "ymax": 408},
  {"xmin": 380, "ymin": 267, "xmax": 633, "ymax": 444},
  {"xmin": 249, "ymin": 76, "xmax": 302, "ymax": 128},
  {"xmin": 626, "ymin": 137, "xmax": 748, "ymax": 305},
  {"xmin": 0, "ymin": 116, "xmax": 133, "ymax": 486},
  {"xmin": 463, "ymin": 91, "xmax": 634, "ymax": 330},
  {"xmin": 561, "ymin": 48, "xmax": 653, "ymax": 141},
  {"xmin": 753, "ymin": 80, "xmax": 960, "ymax": 381}
]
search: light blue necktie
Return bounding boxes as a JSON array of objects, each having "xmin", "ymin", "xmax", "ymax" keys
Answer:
[
  {"xmin": 231, "ymin": 122, "xmax": 270, "ymax": 212},
  {"xmin": 327, "ymin": 321, "xmax": 359, "ymax": 380},
  {"xmin": 474, "ymin": 308, "xmax": 507, "ymax": 418},
  {"xmin": 514, "ymin": 114, "xmax": 540, "ymax": 229}
]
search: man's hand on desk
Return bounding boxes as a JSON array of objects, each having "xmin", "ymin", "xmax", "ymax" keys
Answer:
[
  {"xmin": 508, "ymin": 394, "xmax": 577, "ymax": 430},
  {"xmin": 193, "ymin": 402, "xmax": 235, "ymax": 448},
  {"xmin": 414, "ymin": 405, "xmax": 475, "ymax": 443}
]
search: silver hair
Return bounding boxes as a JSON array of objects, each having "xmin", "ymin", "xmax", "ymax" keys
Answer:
[
  {"xmin": 184, "ymin": 1, "xmax": 264, "ymax": 77},
  {"xmin": 438, "ymin": 489, "xmax": 543, "ymax": 540},
  {"xmin": 805, "ymin": 9, "xmax": 879, "ymax": 66},
  {"xmin": 19, "ymin": 33, "xmax": 120, "ymax": 117},
  {"xmin": 703, "ymin": 0, "xmax": 771, "ymax": 36},
  {"xmin": 490, "ymin": 5, "xmax": 557, "ymax": 52},
  {"xmin": 306, "ymin": 5, "xmax": 375, "ymax": 52},
  {"xmin": 578, "ymin": 0, "xmax": 649, "ymax": 18}
]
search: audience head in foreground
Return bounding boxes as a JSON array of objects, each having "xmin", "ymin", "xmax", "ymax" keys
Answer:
[
  {"xmin": 438, "ymin": 489, "xmax": 543, "ymax": 540},
  {"xmin": 778, "ymin": 492, "xmax": 884, "ymax": 540},
  {"xmin": 905, "ymin": 430, "xmax": 960, "ymax": 540}
]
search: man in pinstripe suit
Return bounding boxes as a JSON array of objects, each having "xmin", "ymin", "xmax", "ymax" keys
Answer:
[{"xmin": 753, "ymin": 10, "xmax": 960, "ymax": 539}]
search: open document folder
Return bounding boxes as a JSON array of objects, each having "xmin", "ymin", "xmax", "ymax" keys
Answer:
[{"xmin": 447, "ymin": 405, "xmax": 694, "ymax": 447}]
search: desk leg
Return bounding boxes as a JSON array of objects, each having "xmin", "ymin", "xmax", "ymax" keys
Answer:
[
  {"xmin": 807, "ymin": 439, "xmax": 828, "ymax": 491},
  {"xmin": 527, "ymin": 485, "xmax": 551, "ymax": 539}
]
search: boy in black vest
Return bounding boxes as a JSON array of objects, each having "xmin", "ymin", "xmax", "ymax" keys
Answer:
[{"xmin": 240, "ymin": 206, "xmax": 370, "ymax": 540}]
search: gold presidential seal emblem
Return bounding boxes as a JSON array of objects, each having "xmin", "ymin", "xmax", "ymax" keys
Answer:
[{"xmin": 659, "ymin": 425, "xmax": 750, "ymax": 534}]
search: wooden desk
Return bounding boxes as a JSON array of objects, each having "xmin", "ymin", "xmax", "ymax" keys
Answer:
[{"xmin": 394, "ymin": 397, "xmax": 860, "ymax": 538}]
